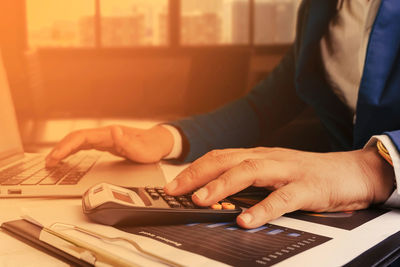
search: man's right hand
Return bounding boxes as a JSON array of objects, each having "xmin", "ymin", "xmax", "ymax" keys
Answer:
[{"xmin": 45, "ymin": 125, "xmax": 174, "ymax": 167}]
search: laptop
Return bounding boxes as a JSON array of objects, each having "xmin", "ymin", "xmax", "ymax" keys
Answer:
[{"xmin": 0, "ymin": 52, "xmax": 165, "ymax": 198}]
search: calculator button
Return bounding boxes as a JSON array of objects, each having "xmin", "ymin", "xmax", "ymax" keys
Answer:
[
  {"xmin": 182, "ymin": 201, "xmax": 195, "ymax": 208},
  {"xmin": 164, "ymin": 196, "xmax": 175, "ymax": 201},
  {"xmin": 155, "ymin": 187, "xmax": 164, "ymax": 190},
  {"xmin": 149, "ymin": 193, "xmax": 160, "ymax": 200},
  {"xmin": 145, "ymin": 186, "xmax": 154, "ymax": 190},
  {"xmin": 176, "ymin": 196, "xmax": 188, "ymax": 202},
  {"xmin": 211, "ymin": 203, "xmax": 222, "ymax": 210},
  {"xmin": 146, "ymin": 189, "xmax": 156, "ymax": 193},
  {"xmin": 159, "ymin": 192, "xmax": 166, "ymax": 197},
  {"xmin": 168, "ymin": 201, "xmax": 181, "ymax": 208},
  {"xmin": 221, "ymin": 202, "xmax": 235, "ymax": 210}
]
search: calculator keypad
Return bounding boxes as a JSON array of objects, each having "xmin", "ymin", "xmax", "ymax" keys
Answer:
[{"xmin": 144, "ymin": 187, "xmax": 237, "ymax": 210}]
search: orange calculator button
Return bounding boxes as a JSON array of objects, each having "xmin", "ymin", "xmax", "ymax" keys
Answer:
[
  {"xmin": 211, "ymin": 203, "xmax": 222, "ymax": 210},
  {"xmin": 222, "ymin": 202, "xmax": 235, "ymax": 210}
]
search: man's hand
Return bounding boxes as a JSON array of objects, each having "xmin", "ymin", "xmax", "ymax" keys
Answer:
[
  {"xmin": 164, "ymin": 147, "xmax": 395, "ymax": 229},
  {"xmin": 46, "ymin": 125, "xmax": 174, "ymax": 167}
]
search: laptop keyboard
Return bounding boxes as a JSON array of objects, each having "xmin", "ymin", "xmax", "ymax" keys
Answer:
[{"xmin": 0, "ymin": 154, "xmax": 99, "ymax": 186}]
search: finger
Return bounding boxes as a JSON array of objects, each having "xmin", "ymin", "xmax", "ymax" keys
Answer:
[
  {"xmin": 46, "ymin": 128, "xmax": 111, "ymax": 167},
  {"xmin": 45, "ymin": 133, "xmax": 85, "ymax": 167},
  {"xmin": 253, "ymin": 147, "xmax": 306, "ymax": 162},
  {"xmin": 237, "ymin": 183, "xmax": 311, "ymax": 229},
  {"xmin": 164, "ymin": 149, "xmax": 266, "ymax": 196},
  {"xmin": 192, "ymin": 159, "xmax": 292, "ymax": 206}
]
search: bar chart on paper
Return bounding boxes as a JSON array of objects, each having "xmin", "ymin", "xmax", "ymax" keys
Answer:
[{"xmin": 119, "ymin": 222, "xmax": 331, "ymax": 266}]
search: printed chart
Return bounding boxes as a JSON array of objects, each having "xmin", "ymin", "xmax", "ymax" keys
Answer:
[{"xmin": 119, "ymin": 222, "xmax": 331, "ymax": 267}]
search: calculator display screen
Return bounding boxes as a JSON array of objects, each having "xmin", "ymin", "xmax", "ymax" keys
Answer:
[{"xmin": 112, "ymin": 190, "xmax": 134, "ymax": 204}]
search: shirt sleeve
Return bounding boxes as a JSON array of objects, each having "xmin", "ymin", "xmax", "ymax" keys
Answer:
[
  {"xmin": 160, "ymin": 124, "xmax": 183, "ymax": 160},
  {"xmin": 365, "ymin": 135, "xmax": 400, "ymax": 207}
]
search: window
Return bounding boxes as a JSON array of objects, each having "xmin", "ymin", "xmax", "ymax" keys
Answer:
[
  {"xmin": 26, "ymin": 0, "xmax": 299, "ymax": 48},
  {"xmin": 101, "ymin": 0, "xmax": 169, "ymax": 46},
  {"xmin": 254, "ymin": 0, "xmax": 299, "ymax": 45},
  {"xmin": 26, "ymin": 0, "xmax": 95, "ymax": 47},
  {"xmin": 180, "ymin": 0, "xmax": 249, "ymax": 45}
]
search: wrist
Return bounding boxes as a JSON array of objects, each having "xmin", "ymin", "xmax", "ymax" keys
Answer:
[
  {"xmin": 361, "ymin": 146, "xmax": 395, "ymax": 203},
  {"xmin": 150, "ymin": 125, "xmax": 175, "ymax": 159}
]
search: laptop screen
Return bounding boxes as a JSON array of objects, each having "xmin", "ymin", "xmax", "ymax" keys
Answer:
[{"xmin": 0, "ymin": 52, "xmax": 24, "ymax": 163}]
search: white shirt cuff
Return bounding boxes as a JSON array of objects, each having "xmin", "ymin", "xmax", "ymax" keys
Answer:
[
  {"xmin": 365, "ymin": 135, "xmax": 400, "ymax": 207},
  {"xmin": 160, "ymin": 124, "xmax": 183, "ymax": 160}
]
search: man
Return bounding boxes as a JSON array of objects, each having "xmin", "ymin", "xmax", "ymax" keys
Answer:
[{"xmin": 46, "ymin": 0, "xmax": 400, "ymax": 229}]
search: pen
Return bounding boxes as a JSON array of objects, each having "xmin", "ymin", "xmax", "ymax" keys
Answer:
[
  {"xmin": 40, "ymin": 226, "xmax": 138, "ymax": 267},
  {"xmin": 22, "ymin": 215, "xmax": 183, "ymax": 267}
]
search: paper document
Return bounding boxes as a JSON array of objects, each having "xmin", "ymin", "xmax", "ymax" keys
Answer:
[{"xmin": 21, "ymin": 202, "xmax": 400, "ymax": 267}]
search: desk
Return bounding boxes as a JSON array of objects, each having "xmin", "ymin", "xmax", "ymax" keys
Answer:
[
  {"xmin": 0, "ymin": 162, "xmax": 185, "ymax": 266},
  {"xmin": 2, "ymin": 161, "xmax": 400, "ymax": 266},
  {"xmin": 2, "ymin": 117, "xmax": 400, "ymax": 266}
]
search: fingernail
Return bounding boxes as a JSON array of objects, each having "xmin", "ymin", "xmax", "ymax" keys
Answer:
[
  {"xmin": 239, "ymin": 213, "xmax": 253, "ymax": 224},
  {"xmin": 165, "ymin": 180, "xmax": 178, "ymax": 192},
  {"xmin": 194, "ymin": 187, "xmax": 208, "ymax": 201}
]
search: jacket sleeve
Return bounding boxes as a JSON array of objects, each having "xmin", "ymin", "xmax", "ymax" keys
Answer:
[
  {"xmin": 169, "ymin": 45, "xmax": 307, "ymax": 163},
  {"xmin": 169, "ymin": 2, "xmax": 310, "ymax": 163},
  {"xmin": 385, "ymin": 131, "xmax": 400, "ymax": 153}
]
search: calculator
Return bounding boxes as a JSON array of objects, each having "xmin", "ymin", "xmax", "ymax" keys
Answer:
[{"xmin": 82, "ymin": 183, "xmax": 242, "ymax": 226}]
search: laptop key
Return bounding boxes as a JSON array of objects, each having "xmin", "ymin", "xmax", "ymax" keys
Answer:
[
  {"xmin": 1, "ymin": 177, "xmax": 28, "ymax": 185},
  {"xmin": 21, "ymin": 175, "xmax": 49, "ymax": 185},
  {"xmin": 0, "ymin": 154, "xmax": 99, "ymax": 186},
  {"xmin": 0, "ymin": 157, "xmax": 43, "ymax": 184},
  {"xmin": 39, "ymin": 174, "xmax": 67, "ymax": 185},
  {"xmin": 59, "ymin": 172, "xmax": 86, "ymax": 185}
]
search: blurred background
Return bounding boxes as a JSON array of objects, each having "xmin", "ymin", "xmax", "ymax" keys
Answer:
[{"xmin": 0, "ymin": 0, "xmax": 299, "ymax": 150}]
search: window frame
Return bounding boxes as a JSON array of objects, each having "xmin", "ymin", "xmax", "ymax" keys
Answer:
[{"xmin": 24, "ymin": 0, "xmax": 293, "ymax": 51}]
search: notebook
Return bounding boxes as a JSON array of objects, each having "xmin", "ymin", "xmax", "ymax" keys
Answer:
[{"xmin": 0, "ymin": 51, "xmax": 165, "ymax": 197}]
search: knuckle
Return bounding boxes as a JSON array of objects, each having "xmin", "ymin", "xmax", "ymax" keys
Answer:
[
  {"xmin": 253, "ymin": 146, "xmax": 283, "ymax": 154},
  {"xmin": 75, "ymin": 129, "xmax": 86, "ymax": 135},
  {"xmin": 108, "ymin": 125, "xmax": 119, "ymax": 131},
  {"xmin": 241, "ymin": 159, "xmax": 262, "ymax": 174},
  {"xmin": 253, "ymin": 146, "xmax": 268, "ymax": 152},
  {"xmin": 109, "ymin": 124, "xmax": 123, "ymax": 132},
  {"xmin": 214, "ymin": 153, "xmax": 232, "ymax": 166},
  {"xmin": 218, "ymin": 173, "xmax": 234, "ymax": 189},
  {"xmin": 274, "ymin": 189, "xmax": 293, "ymax": 205},
  {"xmin": 206, "ymin": 149, "xmax": 224, "ymax": 159},
  {"xmin": 183, "ymin": 165, "xmax": 200, "ymax": 182},
  {"xmin": 268, "ymin": 147, "xmax": 284, "ymax": 153},
  {"xmin": 258, "ymin": 201, "xmax": 275, "ymax": 215},
  {"xmin": 68, "ymin": 129, "xmax": 84, "ymax": 139},
  {"xmin": 65, "ymin": 131, "xmax": 77, "ymax": 139}
]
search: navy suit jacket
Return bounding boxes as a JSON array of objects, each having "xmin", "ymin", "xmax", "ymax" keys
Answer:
[{"xmin": 171, "ymin": 0, "xmax": 400, "ymax": 163}]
